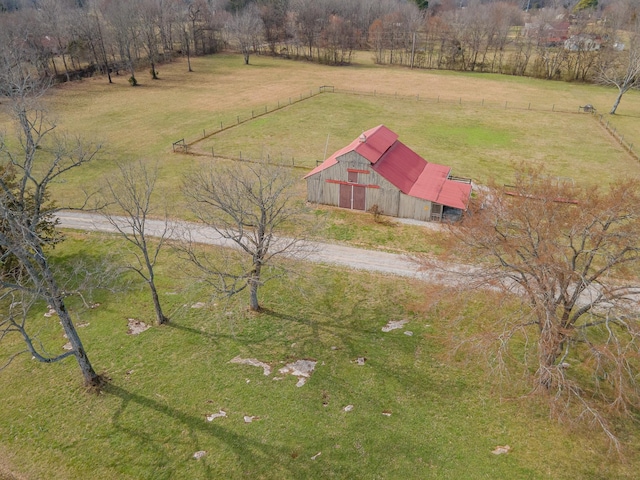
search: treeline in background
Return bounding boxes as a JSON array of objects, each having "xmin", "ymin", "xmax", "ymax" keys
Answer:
[{"xmin": 0, "ymin": 0, "xmax": 638, "ymax": 86}]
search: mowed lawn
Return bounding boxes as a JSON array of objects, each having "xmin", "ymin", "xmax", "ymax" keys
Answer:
[{"xmin": 0, "ymin": 234, "xmax": 638, "ymax": 480}]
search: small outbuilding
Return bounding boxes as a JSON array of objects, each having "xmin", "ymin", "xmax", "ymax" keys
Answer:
[{"xmin": 304, "ymin": 125, "xmax": 472, "ymax": 222}]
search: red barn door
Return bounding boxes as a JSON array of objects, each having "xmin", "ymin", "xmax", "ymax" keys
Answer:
[
  {"xmin": 353, "ymin": 185, "xmax": 366, "ymax": 210},
  {"xmin": 338, "ymin": 184, "xmax": 366, "ymax": 210},
  {"xmin": 339, "ymin": 184, "xmax": 351, "ymax": 208}
]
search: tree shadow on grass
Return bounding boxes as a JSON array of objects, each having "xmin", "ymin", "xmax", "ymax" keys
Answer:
[
  {"xmin": 258, "ymin": 301, "xmax": 380, "ymax": 352},
  {"xmin": 164, "ymin": 321, "xmax": 221, "ymax": 342},
  {"xmin": 609, "ymin": 112, "xmax": 640, "ymax": 119},
  {"xmin": 165, "ymin": 318, "xmax": 287, "ymax": 348},
  {"xmin": 102, "ymin": 381, "xmax": 291, "ymax": 479},
  {"xmin": 163, "ymin": 307, "xmax": 332, "ymax": 348}
]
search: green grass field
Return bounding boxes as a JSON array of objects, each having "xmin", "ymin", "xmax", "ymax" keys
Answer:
[
  {"xmin": 2, "ymin": 54, "xmax": 640, "ymax": 479},
  {"xmin": 190, "ymin": 91, "xmax": 636, "ymax": 186},
  {"xmin": 1, "ymin": 233, "xmax": 638, "ymax": 479},
  {"xmin": 34, "ymin": 53, "xmax": 640, "ymax": 206}
]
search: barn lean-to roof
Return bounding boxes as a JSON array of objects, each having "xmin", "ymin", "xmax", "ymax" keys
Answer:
[{"xmin": 305, "ymin": 125, "xmax": 471, "ymax": 210}]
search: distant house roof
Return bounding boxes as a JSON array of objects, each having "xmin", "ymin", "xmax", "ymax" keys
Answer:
[{"xmin": 305, "ymin": 125, "xmax": 471, "ymax": 210}]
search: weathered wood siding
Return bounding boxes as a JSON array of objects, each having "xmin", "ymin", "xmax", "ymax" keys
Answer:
[
  {"xmin": 399, "ymin": 194, "xmax": 432, "ymax": 222},
  {"xmin": 306, "ymin": 151, "xmax": 436, "ymax": 221}
]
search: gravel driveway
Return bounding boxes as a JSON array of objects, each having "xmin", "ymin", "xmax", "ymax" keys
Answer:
[{"xmin": 56, "ymin": 211, "xmax": 465, "ymax": 283}]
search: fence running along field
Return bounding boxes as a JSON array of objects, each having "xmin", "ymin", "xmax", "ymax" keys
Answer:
[
  {"xmin": 172, "ymin": 85, "xmax": 638, "ymax": 167},
  {"xmin": 592, "ymin": 113, "xmax": 638, "ymax": 162}
]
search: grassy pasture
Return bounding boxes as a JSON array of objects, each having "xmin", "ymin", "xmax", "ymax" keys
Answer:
[
  {"xmin": 0, "ymin": 233, "xmax": 638, "ymax": 479},
  {"xmin": 32, "ymin": 54, "xmax": 640, "ymax": 197},
  {"xmin": 190, "ymin": 91, "xmax": 636, "ymax": 186},
  {"xmin": 3, "ymin": 53, "xmax": 632, "ymax": 254}
]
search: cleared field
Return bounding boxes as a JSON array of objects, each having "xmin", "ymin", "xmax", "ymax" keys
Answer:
[
  {"xmin": 0, "ymin": 53, "xmax": 627, "ymax": 256},
  {"xmin": 43, "ymin": 53, "xmax": 640, "ymax": 145}
]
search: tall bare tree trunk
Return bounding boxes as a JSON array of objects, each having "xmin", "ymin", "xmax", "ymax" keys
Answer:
[
  {"xmin": 39, "ymin": 253, "xmax": 100, "ymax": 386},
  {"xmin": 610, "ymin": 90, "xmax": 624, "ymax": 114},
  {"xmin": 56, "ymin": 297, "xmax": 101, "ymax": 386},
  {"xmin": 249, "ymin": 262, "xmax": 262, "ymax": 312},
  {"xmin": 145, "ymin": 252, "xmax": 168, "ymax": 325},
  {"xmin": 149, "ymin": 280, "xmax": 168, "ymax": 325}
]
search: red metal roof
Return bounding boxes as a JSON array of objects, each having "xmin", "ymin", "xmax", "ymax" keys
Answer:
[
  {"xmin": 305, "ymin": 125, "xmax": 471, "ymax": 210},
  {"xmin": 371, "ymin": 141, "xmax": 428, "ymax": 191},
  {"xmin": 409, "ymin": 163, "xmax": 451, "ymax": 200},
  {"xmin": 354, "ymin": 125, "xmax": 398, "ymax": 164},
  {"xmin": 304, "ymin": 125, "xmax": 397, "ymax": 179},
  {"xmin": 435, "ymin": 179, "xmax": 472, "ymax": 210}
]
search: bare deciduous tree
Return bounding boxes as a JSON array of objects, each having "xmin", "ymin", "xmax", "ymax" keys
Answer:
[
  {"xmin": 182, "ymin": 162, "xmax": 306, "ymax": 312},
  {"xmin": 596, "ymin": 24, "xmax": 640, "ymax": 114},
  {"xmin": 99, "ymin": 161, "xmax": 173, "ymax": 325},
  {"xmin": 36, "ymin": 0, "xmax": 75, "ymax": 82},
  {"xmin": 320, "ymin": 14, "xmax": 358, "ymax": 65},
  {"xmin": 227, "ymin": 4, "xmax": 264, "ymax": 65},
  {"xmin": 292, "ymin": 0, "xmax": 327, "ymax": 60},
  {"xmin": 259, "ymin": 0, "xmax": 289, "ymax": 56},
  {"xmin": 0, "ymin": 65, "xmax": 102, "ymax": 386},
  {"xmin": 174, "ymin": 0, "xmax": 194, "ymax": 72},
  {"xmin": 103, "ymin": 0, "xmax": 141, "ymax": 86},
  {"xmin": 420, "ymin": 166, "xmax": 640, "ymax": 445},
  {"xmin": 139, "ymin": 0, "xmax": 163, "ymax": 79},
  {"xmin": 76, "ymin": 2, "xmax": 113, "ymax": 83}
]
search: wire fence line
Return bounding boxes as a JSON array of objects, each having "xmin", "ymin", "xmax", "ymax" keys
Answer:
[
  {"xmin": 177, "ymin": 88, "xmax": 324, "ymax": 153},
  {"xmin": 591, "ymin": 112, "xmax": 638, "ymax": 162},
  {"xmin": 172, "ymin": 85, "xmax": 638, "ymax": 167},
  {"xmin": 319, "ymin": 85, "xmax": 587, "ymax": 114},
  {"xmin": 202, "ymin": 152, "xmax": 309, "ymax": 171}
]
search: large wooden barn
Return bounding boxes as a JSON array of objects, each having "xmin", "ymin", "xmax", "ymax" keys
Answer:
[{"xmin": 304, "ymin": 125, "xmax": 472, "ymax": 222}]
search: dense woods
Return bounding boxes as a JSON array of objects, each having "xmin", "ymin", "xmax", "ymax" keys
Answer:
[{"xmin": 0, "ymin": 0, "xmax": 638, "ymax": 86}]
